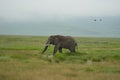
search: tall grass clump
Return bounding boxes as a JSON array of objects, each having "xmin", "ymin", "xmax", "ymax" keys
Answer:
[{"xmin": 54, "ymin": 53, "xmax": 66, "ymax": 63}]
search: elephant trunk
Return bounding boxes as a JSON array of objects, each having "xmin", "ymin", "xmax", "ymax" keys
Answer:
[
  {"xmin": 42, "ymin": 46, "xmax": 48, "ymax": 53},
  {"xmin": 75, "ymin": 42, "xmax": 78, "ymax": 52},
  {"xmin": 42, "ymin": 41, "xmax": 50, "ymax": 53}
]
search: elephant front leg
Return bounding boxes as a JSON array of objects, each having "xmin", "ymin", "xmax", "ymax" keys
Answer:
[
  {"xmin": 59, "ymin": 47, "xmax": 62, "ymax": 53},
  {"xmin": 53, "ymin": 45, "xmax": 60, "ymax": 55}
]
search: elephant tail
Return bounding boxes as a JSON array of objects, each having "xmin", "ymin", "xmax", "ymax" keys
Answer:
[{"xmin": 75, "ymin": 43, "xmax": 78, "ymax": 52}]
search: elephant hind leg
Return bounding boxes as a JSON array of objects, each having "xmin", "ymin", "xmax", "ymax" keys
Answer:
[{"xmin": 70, "ymin": 48, "xmax": 76, "ymax": 53}]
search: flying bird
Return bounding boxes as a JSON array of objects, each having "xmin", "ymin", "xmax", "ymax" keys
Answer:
[
  {"xmin": 100, "ymin": 19, "xmax": 102, "ymax": 21},
  {"xmin": 94, "ymin": 19, "xmax": 97, "ymax": 21}
]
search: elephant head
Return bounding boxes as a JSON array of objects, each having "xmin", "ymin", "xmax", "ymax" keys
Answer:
[
  {"xmin": 42, "ymin": 35, "xmax": 77, "ymax": 55},
  {"xmin": 42, "ymin": 36, "xmax": 58, "ymax": 53},
  {"xmin": 45, "ymin": 36, "xmax": 58, "ymax": 45}
]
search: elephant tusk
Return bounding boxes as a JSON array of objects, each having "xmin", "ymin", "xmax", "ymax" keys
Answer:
[{"xmin": 45, "ymin": 44, "xmax": 50, "ymax": 46}]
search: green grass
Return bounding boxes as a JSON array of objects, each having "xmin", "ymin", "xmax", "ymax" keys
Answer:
[{"xmin": 0, "ymin": 35, "xmax": 120, "ymax": 80}]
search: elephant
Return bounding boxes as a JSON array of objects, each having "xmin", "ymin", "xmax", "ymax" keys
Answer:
[{"xmin": 42, "ymin": 35, "xmax": 77, "ymax": 55}]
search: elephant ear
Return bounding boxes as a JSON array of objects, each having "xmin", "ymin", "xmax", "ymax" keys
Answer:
[
  {"xmin": 54, "ymin": 37, "xmax": 59, "ymax": 45},
  {"xmin": 49, "ymin": 35, "xmax": 54, "ymax": 39}
]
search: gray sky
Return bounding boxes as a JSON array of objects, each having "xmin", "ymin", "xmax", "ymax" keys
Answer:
[
  {"xmin": 0, "ymin": 0, "xmax": 120, "ymax": 37},
  {"xmin": 0, "ymin": 0, "xmax": 120, "ymax": 22}
]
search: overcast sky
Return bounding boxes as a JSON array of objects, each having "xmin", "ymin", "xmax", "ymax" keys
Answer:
[{"xmin": 0, "ymin": 0, "xmax": 120, "ymax": 22}]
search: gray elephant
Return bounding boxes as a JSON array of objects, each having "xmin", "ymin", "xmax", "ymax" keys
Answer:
[{"xmin": 42, "ymin": 35, "xmax": 77, "ymax": 55}]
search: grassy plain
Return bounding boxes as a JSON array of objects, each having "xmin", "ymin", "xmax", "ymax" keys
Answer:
[{"xmin": 0, "ymin": 35, "xmax": 120, "ymax": 80}]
